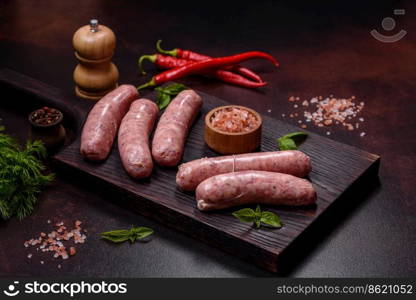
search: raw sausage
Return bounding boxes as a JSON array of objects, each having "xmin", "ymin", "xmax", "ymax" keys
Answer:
[
  {"xmin": 80, "ymin": 85, "xmax": 139, "ymax": 161},
  {"xmin": 118, "ymin": 99, "xmax": 159, "ymax": 178},
  {"xmin": 152, "ymin": 89, "xmax": 202, "ymax": 167},
  {"xmin": 196, "ymin": 171, "xmax": 316, "ymax": 211},
  {"xmin": 177, "ymin": 150, "xmax": 311, "ymax": 191}
]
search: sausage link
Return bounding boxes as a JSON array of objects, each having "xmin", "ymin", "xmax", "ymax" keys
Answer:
[
  {"xmin": 152, "ymin": 89, "xmax": 202, "ymax": 167},
  {"xmin": 118, "ymin": 99, "xmax": 159, "ymax": 178},
  {"xmin": 80, "ymin": 85, "xmax": 139, "ymax": 161},
  {"xmin": 177, "ymin": 150, "xmax": 311, "ymax": 191},
  {"xmin": 196, "ymin": 171, "xmax": 316, "ymax": 211}
]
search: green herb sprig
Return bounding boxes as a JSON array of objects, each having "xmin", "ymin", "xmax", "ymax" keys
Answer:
[
  {"xmin": 232, "ymin": 205, "xmax": 282, "ymax": 229},
  {"xmin": 155, "ymin": 83, "xmax": 187, "ymax": 110},
  {"xmin": 0, "ymin": 133, "xmax": 54, "ymax": 220},
  {"xmin": 277, "ymin": 132, "xmax": 308, "ymax": 150},
  {"xmin": 100, "ymin": 226, "xmax": 154, "ymax": 243}
]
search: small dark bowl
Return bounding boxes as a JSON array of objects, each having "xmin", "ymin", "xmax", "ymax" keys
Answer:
[{"xmin": 28, "ymin": 107, "xmax": 66, "ymax": 149}]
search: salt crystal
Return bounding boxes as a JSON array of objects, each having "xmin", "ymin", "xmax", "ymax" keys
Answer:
[{"xmin": 27, "ymin": 253, "xmax": 32, "ymax": 259}]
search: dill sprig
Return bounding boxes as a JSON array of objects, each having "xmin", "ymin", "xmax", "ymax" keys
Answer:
[{"xmin": 0, "ymin": 133, "xmax": 54, "ymax": 220}]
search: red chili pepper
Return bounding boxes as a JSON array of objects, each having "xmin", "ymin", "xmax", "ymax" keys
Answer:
[
  {"xmin": 156, "ymin": 40, "xmax": 265, "ymax": 83},
  {"xmin": 138, "ymin": 54, "xmax": 267, "ymax": 88},
  {"xmin": 138, "ymin": 51, "xmax": 278, "ymax": 89}
]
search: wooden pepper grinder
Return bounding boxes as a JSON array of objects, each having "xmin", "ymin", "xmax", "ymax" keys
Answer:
[{"xmin": 73, "ymin": 19, "xmax": 119, "ymax": 100}]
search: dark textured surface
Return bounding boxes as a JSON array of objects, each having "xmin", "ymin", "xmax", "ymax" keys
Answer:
[
  {"xmin": 53, "ymin": 75, "xmax": 379, "ymax": 272},
  {"xmin": 0, "ymin": 0, "xmax": 415, "ymax": 277},
  {"xmin": 0, "ymin": 69, "xmax": 379, "ymax": 272}
]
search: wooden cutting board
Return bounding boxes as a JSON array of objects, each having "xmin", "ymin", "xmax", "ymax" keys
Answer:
[{"xmin": 0, "ymin": 69, "xmax": 380, "ymax": 272}]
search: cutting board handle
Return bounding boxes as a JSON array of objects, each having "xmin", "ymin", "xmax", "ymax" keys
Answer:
[{"xmin": 0, "ymin": 68, "xmax": 91, "ymax": 132}]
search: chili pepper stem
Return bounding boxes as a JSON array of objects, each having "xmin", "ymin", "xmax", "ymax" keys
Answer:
[
  {"xmin": 138, "ymin": 54, "xmax": 157, "ymax": 75},
  {"xmin": 137, "ymin": 79, "xmax": 156, "ymax": 90},
  {"xmin": 156, "ymin": 40, "xmax": 178, "ymax": 57}
]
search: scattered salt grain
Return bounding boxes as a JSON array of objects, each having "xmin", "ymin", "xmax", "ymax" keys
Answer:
[
  {"xmin": 69, "ymin": 247, "xmax": 76, "ymax": 256},
  {"xmin": 267, "ymin": 109, "xmax": 272, "ymax": 113},
  {"xmin": 360, "ymin": 132, "xmax": 366, "ymax": 137},
  {"xmin": 27, "ymin": 253, "xmax": 32, "ymax": 259},
  {"xmin": 40, "ymin": 261, "xmax": 44, "ymax": 265},
  {"xmin": 24, "ymin": 220, "xmax": 86, "ymax": 264},
  {"xmin": 326, "ymin": 131, "xmax": 331, "ymax": 135},
  {"xmin": 286, "ymin": 94, "xmax": 365, "ymax": 137}
]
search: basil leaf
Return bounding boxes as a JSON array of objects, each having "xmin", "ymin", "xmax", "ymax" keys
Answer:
[
  {"xmin": 278, "ymin": 137, "xmax": 297, "ymax": 150},
  {"xmin": 277, "ymin": 131, "xmax": 308, "ymax": 150},
  {"xmin": 156, "ymin": 93, "xmax": 171, "ymax": 110},
  {"xmin": 156, "ymin": 83, "xmax": 187, "ymax": 95},
  {"xmin": 135, "ymin": 227, "xmax": 154, "ymax": 239},
  {"xmin": 260, "ymin": 211, "xmax": 282, "ymax": 228},
  {"xmin": 155, "ymin": 83, "xmax": 187, "ymax": 110},
  {"xmin": 101, "ymin": 229, "xmax": 131, "ymax": 238},
  {"xmin": 101, "ymin": 226, "xmax": 154, "ymax": 244},
  {"xmin": 232, "ymin": 208, "xmax": 256, "ymax": 223},
  {"xmin": 100, "ymin": 231, "xmax": 131, "ymax": 243},
  {"xmin": 255, "ymin": 205, "xmax": 261, "ymax": 216},
  {"xmin": 233, "ymin": 206, "xmax": 283, "ymax": 229},
  {"xmin": 254, "ymin": 205, "xmax": 262, "ymax": 228}
]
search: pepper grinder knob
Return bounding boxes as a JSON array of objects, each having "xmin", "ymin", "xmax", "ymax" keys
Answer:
[
  {"xmin": 90, "ymin": 19, "xmax": 99, "ymax": 32},
  {"xmin": 73, "ymin": 19, "xmax": 119, "ymax": 100}
]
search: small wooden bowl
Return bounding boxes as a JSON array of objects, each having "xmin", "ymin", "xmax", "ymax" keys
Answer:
[
  {"xmin": 28, "ymin": 107, "xmax": 66, "ymax": 149},
  {"xmin": 205, "ymin": 105, "xmax": 262, "ymax": 154}
]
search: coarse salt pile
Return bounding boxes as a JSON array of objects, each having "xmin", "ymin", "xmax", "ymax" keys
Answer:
[
  {"xmin": 211, "ymin": 107, "xmax": 259, "ymax": 133},
  {"xmin": 286, "ymin": 95, "xmax": 366, "ymax": 137},
  {"xmin": 24, "ymin": 220, "xmax": 86, "ymax": 261}
]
